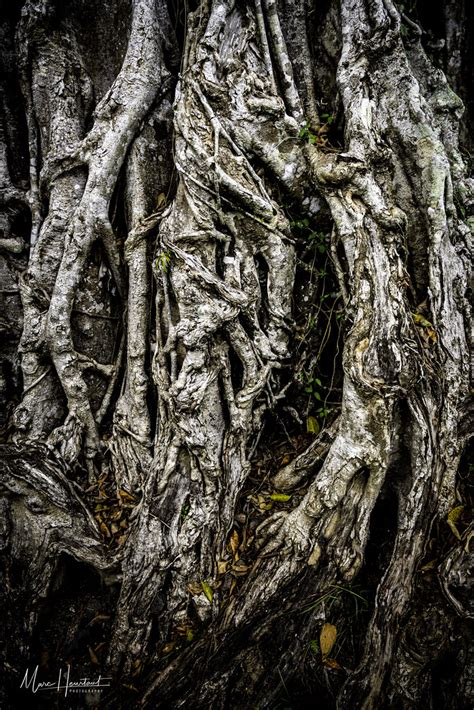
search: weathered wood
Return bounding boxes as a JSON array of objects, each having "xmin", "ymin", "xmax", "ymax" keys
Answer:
[{"xmin": 0, "ymin": 0, "xmax": 472, "ymax": 707}]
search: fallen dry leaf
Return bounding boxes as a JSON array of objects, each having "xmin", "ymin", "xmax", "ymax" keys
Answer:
[
  {"xmin": 217, "ymin": 560, "xmax": 229, "ymax": 575},
  {"xmin": 320, "ymin": 623, "xmax": 337, "ymax": 657},
  {"xmin": 230, "ymin": 530, "xmax": 239, "ymax": 556},
  {"xmin": 88, "ymin": 646, "xmax": 99, "ymax": 666},
  {"xmin": 323, "ymin": 657, "xmax": 342, "ymax": 670},
  {"xmin": 447, "ymin": 505, "xmax": 464, "ymax": 540}
]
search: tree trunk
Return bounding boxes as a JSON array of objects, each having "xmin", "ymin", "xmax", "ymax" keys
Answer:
[{"xmin": 0, "ymin": 0, "xmax": 472, "ymax": 708}]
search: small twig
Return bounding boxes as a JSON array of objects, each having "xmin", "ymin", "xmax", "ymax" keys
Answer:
[
  {"xmin": 72, "ymin": 309, "xmax": 119, "ymax": 320},
  {"xmin": 22, "ymin": 367, "xmax": 51, "ymax": 396}
]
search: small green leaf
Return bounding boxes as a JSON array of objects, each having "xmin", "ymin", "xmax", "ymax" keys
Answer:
[
  {"xmin": 157, "ymin": 250, "xmax": 171, "ymax": 273},
  {"xmin": 411, "ymin": 312, "xmax": 433, "ymax": 328},
  {"xmin": 270, "ymin": 493, "xmax": 292, "ymax": 502},
  {"xmin": 447, "ymin": 505, "xmax": 464, "ymax": 540},
  {"xmin": 307, "ymin": 416, "xmax": 320, "ymax": 435},
  {"xmin": 201, "ymin": 580, "xmax": 213, "ymax": 603},
  {"xmin": 156, "ymin": 192, "xmax": 167, "ymax": 208}
]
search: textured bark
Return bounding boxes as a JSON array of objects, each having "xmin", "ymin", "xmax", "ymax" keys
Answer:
[{"xmin": 0, "ymin": 1, "xmax": 472, "ymax": 708}]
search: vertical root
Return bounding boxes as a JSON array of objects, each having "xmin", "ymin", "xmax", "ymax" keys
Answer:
[{"xmin": 44, "ymin": 0, "xmax": 169, "ymax": 461}]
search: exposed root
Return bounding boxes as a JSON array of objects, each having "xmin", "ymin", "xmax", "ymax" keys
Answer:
[
  {"xmin": 272, "ymin": 417, "xmax": 339, "ymax": 490},
  {"xmin": 0, "ymin": 442, "xmax": 117, "ymax": 579},
  {"xmin": 42, "ymin": 0, "xmax": 170, "ymax": 460},
  {"xmin": 2, "ymin": 0, "xmax": 471, "ymax": 705}
]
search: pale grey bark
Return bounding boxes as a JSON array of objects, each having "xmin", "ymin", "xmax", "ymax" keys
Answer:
[{"xmin": 0, "ymin": 0, "xmax": 472, "ymax": 708}]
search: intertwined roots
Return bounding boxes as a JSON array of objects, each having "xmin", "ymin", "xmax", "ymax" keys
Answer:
[{"xmin": 1, "ymin": 0, "xmax": 471, "ymax": 706}]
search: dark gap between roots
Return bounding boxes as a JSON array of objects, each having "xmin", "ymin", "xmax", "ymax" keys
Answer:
[{"xmin": 254, "ymin": 252, "xmax": 270, "ymax": 332}]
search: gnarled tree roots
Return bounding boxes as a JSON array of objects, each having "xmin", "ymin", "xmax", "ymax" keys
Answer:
[{"xmin": 0, "ymin": 0, "xmax": 472, "ymax": 708}]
